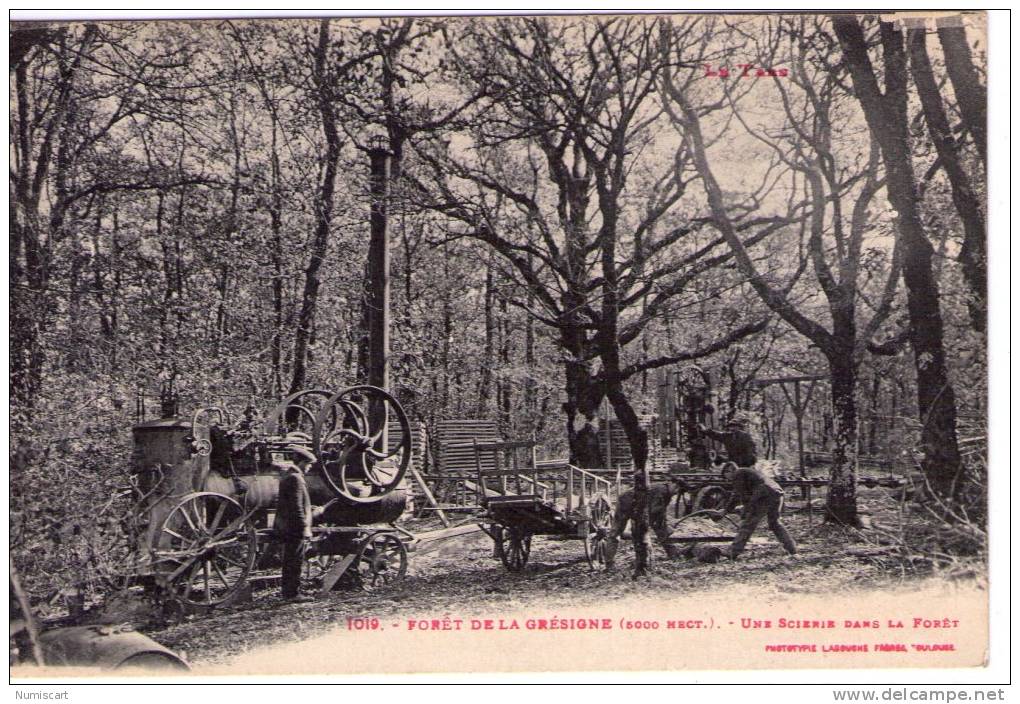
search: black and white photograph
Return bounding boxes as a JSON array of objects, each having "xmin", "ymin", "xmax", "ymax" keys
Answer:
[{"xmin": 8, "ymin": 9, "xmax": 1003, "ymax": 686}]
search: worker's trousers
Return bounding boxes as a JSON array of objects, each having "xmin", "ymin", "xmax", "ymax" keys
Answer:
[
  {"xmin": 281, "ymin": 538, "xmax": 307, "ymax": 598},
  {"xmin": 730, "ymin": 493, "xmax": 797, "ymax": 556}
]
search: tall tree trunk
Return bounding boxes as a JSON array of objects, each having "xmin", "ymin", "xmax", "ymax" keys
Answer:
[
  {"xmin": 499, "ymin": 293, "xmax": 512, "ymax": 434},
  {"xmin": 10, "ymin": 564, "xmax": 44, "ymax": 666},
  {"xmin": 562, "ymin": 348, "xmax": 605, "ymax": 469},
  {"xmin": 401, "ymin": 218, "xmax": 414, "ymax": 323},
  {"xmin": 269, "ymin": 138, "xmax": 285, "ymax": 395},
  {"xmin": 290, "ymin": 20, "xmax": 342, "ymax": 394},
  {"xmin": 214, "ymin": 263, "xmax": 231, "ymax": 358},
  {"xmin": 596, "ymin": 170, "xmax": 653, "ymax": 575},
  {"xmin": 908, "ymin": 27, "xmax": 986, "ymax": 332},
  {"xmin": 560, "ymin": 251, "xmax": 604, "ymax": 466},
  {"xmin": 479, "ymin": 263, "xmax": 494, "ymax": 414},
  {"xmin": 833, "ymin": 17, "xmax": 963, "ymax": 499},
  {"xmin": 825, "ymin": 345, "xmax": 859, "ymax": 525},
  {"xmin": 524, "ymin": 277, "xmax": 536, "ymax": 432},
  {"xmin": 441, "ymin": 246, "xmax": 452, "ymax": 413},
  {"xmin": 606, "ymin": 383, "xmax": 651, "ymax": 575},
  {"xmin": 10, "ymin": 29, "xmax": 86, "ymax": 419},
  {"xmin": 867, "ymin": 373, "xmax": 881, "ymax": 455},
  {"xmin": 937, "ymin": 22, "xmax": 987, "ymax": 167},
  {"xmin": 237, "ymin": 28, "xmax": 287, "ymax": 397}
]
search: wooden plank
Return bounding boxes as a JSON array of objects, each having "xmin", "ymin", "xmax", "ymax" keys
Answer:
[
  {"xmin": 410, "ymin": 466, "xmax": 449, "ymax": 527},
  {"xmin": 462, "ymin": 478, "xmax": 500, "ymax": 499},
  {"xmin": 477, "ymin": 468, "xmax": 549, "ymax": 478},
  {"xmin": 664, "ymin": 536, "xmax": 735, "ymax": 544},
  {"xmin": 421, "ymin": 473, "xmax": 477, "ymax": 480},
  {"xmin": 319, "ymin": 553, "xmax": 358, "ymax": 594},
  {"xmin": 412, "ymin": 522, "xmax": 484, "ymax": 546},
  {"xmin": 487, "ymin": 496, "xmax": 543, "ymax": 506},
  {"xmin": 472, "ymin": 441, "xmax": 536, "ymax": 451}
]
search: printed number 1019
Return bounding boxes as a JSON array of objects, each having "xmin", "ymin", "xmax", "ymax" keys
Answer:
[{"xmin": 347, "ymin": 617, "xmax": 381, "ymax": 630}]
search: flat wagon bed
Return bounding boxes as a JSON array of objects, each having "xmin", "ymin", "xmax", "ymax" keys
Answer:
[{"xmin": 467, "ymin": 441, "xmax": 620, "ymax": 572}]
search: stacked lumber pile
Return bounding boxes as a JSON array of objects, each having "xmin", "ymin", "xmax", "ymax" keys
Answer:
[
  {"xmin": 389, "ymin": 420, "xmax": 427, "ymax": 515},
  {"xmin": 388, "ymin": 419, "xmax": 427, "ymax": 473},
  {"xmin": 433, "ymin": 419, "xmax": 501, "ymax": 474},
  {"xmin": 599, "ymin": 415, "xmax": 680, "ymax": 471},
  {"xmin": 412, "ymin": 419, "xmax": 503, "ymax": 512}
]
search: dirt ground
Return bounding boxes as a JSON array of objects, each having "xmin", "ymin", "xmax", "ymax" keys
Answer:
[{"xmin": 143, "ymin": 484, "xmax": 980, "ymax": 669}]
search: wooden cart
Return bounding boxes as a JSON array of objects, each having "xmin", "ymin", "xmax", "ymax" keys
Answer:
[
  {"xmin": 472, "ymin": 442, "xmax": 620, "ymax": 572},
  {"xmin": 671, "ymin": 471, "xmax": 908, "ymax": 524}
]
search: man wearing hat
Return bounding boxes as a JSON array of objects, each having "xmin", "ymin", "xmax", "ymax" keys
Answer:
[
  {"xmin": 699, "ymin": 415, "xmax": 796, "ymax": 558},
  {"xmin": 716, "ymin": 461, "xmax": 797, "ymax": 558},
  {"xmin": 274, "ymin": 445, "xmax": 320, "ymax": 603},
  {"xmin": 698, "ymin": 415, "xmax": 757, "ymax": 469}
]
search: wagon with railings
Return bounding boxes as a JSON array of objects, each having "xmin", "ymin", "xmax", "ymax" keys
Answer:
[{"xmin": 468, "ymin": 441, "xmax": 620, "ymax": 572}]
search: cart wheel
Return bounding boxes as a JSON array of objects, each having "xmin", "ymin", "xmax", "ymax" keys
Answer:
[
  {"xmin": 496, "ymin": 526, "xmax": 531, "ymax": 572},
  {"xmin": 152, "ymin": 492, "xmax": 257, "ymax": 608},
  {"xmin": 302, "ymin": 551, "xmax": 340, "ymax": 583},
  {"xmin": 353, "ymin": 532, "xmax": 408, "ymax": 592},
  {"xmin": 692, "ymin": 485, "xmax": 728, "ymax": 513},
  {"xmin": 583, "ymin": 495, "xmax": 613, "ymax": 571}
]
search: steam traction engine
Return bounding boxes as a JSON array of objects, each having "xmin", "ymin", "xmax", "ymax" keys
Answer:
[{"xmin": 130, "ymin": 386, "xmax": 412, "ymax": 608}]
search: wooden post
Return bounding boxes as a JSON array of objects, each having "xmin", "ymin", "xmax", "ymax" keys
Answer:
[
  {"xmin": 513, "ymin": 448, "xmax": 522, "ymax": 495},
  {"xmin": 567, "ymin": 465, "xmax": 574, "ymax": 513},
  {"xmin": 473, "ymin": 438, "xmax": 484, "ymax": 501},
  {"xmin": 367, "ymin": 144, "xmax": 391, "ymax": 454},
  {"xmin": 530, "ymin": 442, "xmax": 542, "ymax": 499},
  {"xmin": 794, "ymin": 380, "xmax": 805, "ymax": 478},
  {"xmin": 599, "ymin": 397, "xmax": 607, "ymax": 469}
]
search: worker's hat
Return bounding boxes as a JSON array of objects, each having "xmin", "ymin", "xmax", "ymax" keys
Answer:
[
  {"xmin": 273, "ymin": 460, "xmax": 300, "ymax": 474},
  {"xmin": 285, "ymin": 444, "xmax": 317, "ymax": 465},
  {"xmin": 720, "ymin": 460, "xmax": 739, "ymax": 476},
  {"xmin": 726, "ymin": 414, "xmax": 750, "ymax": 428}
]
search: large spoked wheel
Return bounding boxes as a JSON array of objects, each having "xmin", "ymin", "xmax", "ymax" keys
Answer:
[
  {"xmin": 353, "ymin": 532, "xmax": 408, "ymax": 592},
  {"xmin": 691, "ymin": 485, "xmax": 729, "ymax": 513},
  {"xmin": 312, "ymin": 385, "xmax": 411, "ymax": 503},
  {"xmin": 264, "ymin": 388, "xmax": 347, "ymax": 437},
  {"xmin": 583, "ymin": 495, "xmax": 614, "ymax": 572},
  {"xmin": 264, "ymin": 389, "xmax": 337, "ymax": 436},
  {"xmin": 152, "ymin": 492, "xmax": 257, "ymax": 608},
  {"xmin": 495, "ymin": 525, "xmax": 531, "ymax": 572}
]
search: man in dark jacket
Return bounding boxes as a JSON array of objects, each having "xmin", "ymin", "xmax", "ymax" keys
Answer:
[
  {"xmin": 275, "ymin": 445, "xmax": 318, "ymax": 603},
  {"xmin": 716, "ymin": 462, "xmax": 797, "ymax": 558},
  {"xmin": 698, "ymin": 415, "xmax": 757, "ymax": 467},
  {"xmin": 609, "ymin": 479, "xmax": 687, "ymax": 558}
]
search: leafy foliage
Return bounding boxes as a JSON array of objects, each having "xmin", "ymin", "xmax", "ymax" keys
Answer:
[{"xmin": 9, "ymin": 15, "xmax": 986, "ymax": 599}]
